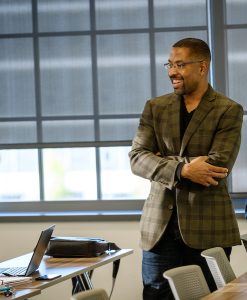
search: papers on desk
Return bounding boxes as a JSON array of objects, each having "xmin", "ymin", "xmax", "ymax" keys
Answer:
[{"xmin": 0, "ymin": 276, "xmax": 33, "ymax": 286}]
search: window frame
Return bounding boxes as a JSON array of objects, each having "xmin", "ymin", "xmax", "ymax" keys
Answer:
[{"xmin": 0, "ymin": 0, "xmax": 246, "ymax": 221}]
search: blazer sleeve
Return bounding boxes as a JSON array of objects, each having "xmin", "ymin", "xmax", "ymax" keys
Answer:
[
  {"xmin": 129, "ymin": 100, "xmax": 184, "ymax": 190},
  {"xmin": 207, "ymin": 101, "xmax": 243, "ymax": 172}
]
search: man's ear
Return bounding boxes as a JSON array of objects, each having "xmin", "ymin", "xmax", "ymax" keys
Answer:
[{"xmin": 200, "ymin": 60, "xmax": 209, "ymax": 75}]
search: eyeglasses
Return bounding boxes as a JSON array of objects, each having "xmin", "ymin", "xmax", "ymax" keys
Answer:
[{"xmin": 164, "ymin": 60, "xmax": 203, "ymax": 70}]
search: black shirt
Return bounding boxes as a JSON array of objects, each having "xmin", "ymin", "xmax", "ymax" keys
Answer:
[
  {"xmin": 180, "ymin": 98, "xmax": 195, "ymax": 140},
  {"xmin": 175, "ymin": 99, "xmax": 195, "ymax": 181}
]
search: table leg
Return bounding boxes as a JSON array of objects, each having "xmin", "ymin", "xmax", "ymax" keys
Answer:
[{"xmin": 72, "ymin": 271, "xmax": 93, "ymax": 294}]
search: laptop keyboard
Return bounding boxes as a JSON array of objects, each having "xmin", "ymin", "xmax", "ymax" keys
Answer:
[{"xmin": 2, "ymin": 267, "xmax": 27, "ymax": 276}]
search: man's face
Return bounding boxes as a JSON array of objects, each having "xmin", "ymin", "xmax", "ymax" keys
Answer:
[{"xmin": 167, "ymin": 47, "xmax": 204, "ymax": 96}]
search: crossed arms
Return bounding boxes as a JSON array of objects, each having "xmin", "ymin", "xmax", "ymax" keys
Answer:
[{"xmin": 129, "ymin": 99, "xmax": 243, "ymax": 189}]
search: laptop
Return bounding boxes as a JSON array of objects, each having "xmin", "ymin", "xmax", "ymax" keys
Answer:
[{"xmin": 0, "ymin": 224, "xmax": 55, "ymax": 277}]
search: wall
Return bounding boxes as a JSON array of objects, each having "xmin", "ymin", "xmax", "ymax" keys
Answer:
[{"xmin": 0, "ymin": 218, "xmax": 247, "ymax": 300}]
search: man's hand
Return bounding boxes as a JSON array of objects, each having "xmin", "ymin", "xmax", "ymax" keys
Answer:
[{"xmin": 181, "ymin": 156, "xmax": 228, "ymax": 187}]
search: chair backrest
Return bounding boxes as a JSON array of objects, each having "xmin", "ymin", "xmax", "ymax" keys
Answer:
[
  {"xmin": 201, "ymin": 247, "xmax": 236, "ymax": 289},
  {"xmin": 163, "ymin": 265, "xmax": 211, "ymax": 300},
  {"xmin": 71, "ymin": 288, "xmax": 109, "ymax": 300},
  {"xmin": 241, "ymin": 234, "xmax": 247, "ymax": 252}
]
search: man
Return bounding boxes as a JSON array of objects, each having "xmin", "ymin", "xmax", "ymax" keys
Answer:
[{"xmin": 129, "ymin": 38, "xmax": 243, "ymax": 300}]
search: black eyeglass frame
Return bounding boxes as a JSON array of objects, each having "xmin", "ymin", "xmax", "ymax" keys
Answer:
[{"xmin": 164, "ymin": 60, "xmax": 203, "ymax": 70}]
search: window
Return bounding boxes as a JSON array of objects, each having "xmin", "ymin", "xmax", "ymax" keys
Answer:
[
  {"xmin": 225, "ymin": 0, "xmax": 247, "ymax": 197},
  {"xmin": 0, "ymin": 0, "xmax": 246, "ymax": 219}
]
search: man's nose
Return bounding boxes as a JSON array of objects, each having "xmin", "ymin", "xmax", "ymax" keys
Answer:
[{"xmin": 168, "ymin": 67, "xmax": 179, "ymax": 76}]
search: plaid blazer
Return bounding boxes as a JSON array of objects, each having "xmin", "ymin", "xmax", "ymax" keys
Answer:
[{"xmin": 129, "ymin": 85, "xmax": 243, "ymax": 251}]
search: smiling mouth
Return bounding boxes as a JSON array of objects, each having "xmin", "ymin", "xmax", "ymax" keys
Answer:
[{"xmin": 171, "ymin": 78, "xmax": 183, "ymax": 89}]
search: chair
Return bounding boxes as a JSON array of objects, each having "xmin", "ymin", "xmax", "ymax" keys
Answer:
[
  {"xmin": 163, "ymin": 265, "xmax": 211, "ymax": 300},
  {"xmin": 71, "ymin": 288, "xmax": 109, "ymax": 300},
  {"xmin": 241, "ymin": 233, "xmax": 247, "ymax": 251},
  {"xmin": 201, "ymin": 247, "xmax": 236, "ymax": 289}
]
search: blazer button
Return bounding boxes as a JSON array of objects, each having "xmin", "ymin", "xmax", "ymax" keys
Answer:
[{"xmin": 168, "ymin": 204, "xmax": 173, "ymax": 210}]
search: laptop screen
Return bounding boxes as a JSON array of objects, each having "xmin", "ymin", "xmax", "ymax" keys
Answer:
[{"xmin": 25, "ymin": 224, "xmax": 55, "ymax": 276}]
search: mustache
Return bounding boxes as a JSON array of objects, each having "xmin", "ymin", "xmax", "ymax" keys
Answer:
[{"xmin": 169, "ymin": 75, "xmax": 183, "ymax": 80}]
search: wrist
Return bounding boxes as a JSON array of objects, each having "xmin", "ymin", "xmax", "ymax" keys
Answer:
[{"xmin": 181, "ymin": 163, "xmax": 189, "ymax": 179}]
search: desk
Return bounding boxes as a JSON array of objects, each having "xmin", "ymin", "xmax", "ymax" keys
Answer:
[
  {"xmin": 0, "ymin": 249, "xmax": 133, "ymax": 299},
  {"xmin": 201, "ymin": 272, "xmax": 247, "ymax": 300},
  {"xmin": 0, "ymin": 289, "xmax": 40, "ymax": 300}
]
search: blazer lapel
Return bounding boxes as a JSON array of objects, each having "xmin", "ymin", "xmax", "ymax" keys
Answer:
[
  {"xmin": 166, "ymin": 95, "xmax": 181, "ymax": 154},
  {"xmin": 179, "ymin": 91, "xmax": 215, "ymax": 156}
]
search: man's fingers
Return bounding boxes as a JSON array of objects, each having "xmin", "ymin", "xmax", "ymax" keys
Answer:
[
  {"xmin": 209, "ymin": 181, "xmax": 218, "ymax": 186},
  {"xmin": 202, "ymin": 178, "xmax": 219, "ymax": 187},
  {"xmin": 211, "ymin": 172, "xmax": 228, "ymax": 178},
  {"xmin": 208, "ymin": 165, "xmax": 228, "ymax": 174}
]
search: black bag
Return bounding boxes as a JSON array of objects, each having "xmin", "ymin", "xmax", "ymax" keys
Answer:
[{"xmin": 45, "ymin": 236, "xmax": 121, "ymax": 258}]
